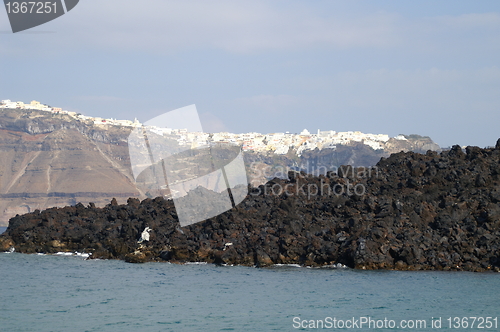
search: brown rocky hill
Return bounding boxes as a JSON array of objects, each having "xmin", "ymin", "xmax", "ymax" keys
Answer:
[{"xmin": 0, "ymin": 109, "xmax": 140, "ymax": 225}]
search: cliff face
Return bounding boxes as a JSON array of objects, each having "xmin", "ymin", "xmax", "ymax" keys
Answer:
[
  {"xmin": 298, "ymin": 136, "xmax": 441, "ymax": 175},
  {"xmin": 245, "ymin": 136, "xmax": 441, "ymax": 184},
  {"xmin": 299, "ymin": 144, "xmax": 385, "ymax": 174},
  {"xmin": 1, "ymin": 140, "xmax": 499, "ymax": 271},
  {"xmin": 0, "ymin": 109, "xmax": 140, "ymax": 224},
  {"xmin": 383, "ymin": 135, "xmax": 441, "ymax": 154}
]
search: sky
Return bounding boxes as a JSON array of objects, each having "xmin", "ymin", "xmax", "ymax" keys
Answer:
[{"xmin": 1, "ymin": 0, "xmax": 500, "ymax": 148}]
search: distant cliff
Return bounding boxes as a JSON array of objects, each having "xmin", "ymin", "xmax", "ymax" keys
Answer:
[
  {"xmin": 1, "ymin": 140, "xmax": 499, "ymax": 271},
  {"xmin": 0, "ymin": 109, "xmax": 140, "ymax": 225},
  {"xmin": 250, "ymin": 135, "xmax": 440, "ymax": 180},
  {"xmin": 0, "ymin": 108, "xmax": 441, "ymax": 225}
]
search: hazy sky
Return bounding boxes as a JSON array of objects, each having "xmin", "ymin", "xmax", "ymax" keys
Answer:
[{"xmin": 1, "ymin": 1, "xmax": 499, "ymax": 147}]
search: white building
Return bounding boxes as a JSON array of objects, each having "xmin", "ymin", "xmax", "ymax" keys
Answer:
[
  {"xmin": 364, "ymin": 140, "xmax": 383, "ymax": 150},
  {"xmin": 300, "ymin": 129, "xmax": 311, "ymax": 136},
  {"xmin": 1, "ymin": 100, "xmax": 17, "ymax": 108}
]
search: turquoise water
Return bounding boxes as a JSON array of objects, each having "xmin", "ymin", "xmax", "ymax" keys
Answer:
[{"xmin": 0, "ymin": 252, "xmax": 498, "ymax": 331}]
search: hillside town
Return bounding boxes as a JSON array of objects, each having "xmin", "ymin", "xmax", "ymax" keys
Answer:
[{"xmin": 1, "ymin": 99, "xmax": 409, "ymax": 156}]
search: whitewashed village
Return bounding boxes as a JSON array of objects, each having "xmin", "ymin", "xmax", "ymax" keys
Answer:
[{"xmin": 1, "ymin": 99, "xmax": 410, "ymax": 156}]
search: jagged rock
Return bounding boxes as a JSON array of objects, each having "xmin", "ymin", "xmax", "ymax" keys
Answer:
[
  {"xmin": 0, "ymin": 236, "xmax": 14, "ymax": 252},
  {"xmin": 124, "ymin": 250, "xmax": 149, "ymax": 263},
  {"xmin": 1, "ymin": 140, "xmax": 500, "ymax": 271},
  {"xmin": 255, "ymin": 250, "xmax": 274, "ymax": 267}
]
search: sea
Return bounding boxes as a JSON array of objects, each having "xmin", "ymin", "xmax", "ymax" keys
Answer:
[{"xmin": 1, "ymin": 225, "xmax": 499, "ymax": 332}]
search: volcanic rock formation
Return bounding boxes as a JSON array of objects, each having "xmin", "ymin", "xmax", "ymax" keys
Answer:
[{"xmin": 1, "ymin": 140, "xmax": 500, "ymax": 271}]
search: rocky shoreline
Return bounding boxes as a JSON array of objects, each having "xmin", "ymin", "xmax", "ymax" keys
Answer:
[{"xmin": 1, "ymin": 140, "xmax": 500, "ymax": 272}]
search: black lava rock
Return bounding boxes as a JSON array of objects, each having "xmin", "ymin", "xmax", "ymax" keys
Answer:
[{"xmin": 2, "ymin": 140, "xmax": 500, "ymax": 272}]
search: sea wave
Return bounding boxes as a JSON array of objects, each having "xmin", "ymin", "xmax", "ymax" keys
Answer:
[
  {"xmin": 54, "ymin": 252, "xmax": 91, "ymax": 258},
  {"xmin": 272, "ymin": 263, "xmax": 302, "ymax": 268}
]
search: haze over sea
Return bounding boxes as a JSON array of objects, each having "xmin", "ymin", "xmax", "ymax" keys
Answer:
[{"xmin": 1, "ymin": 238, "xmax": 498, "ymax": 331}]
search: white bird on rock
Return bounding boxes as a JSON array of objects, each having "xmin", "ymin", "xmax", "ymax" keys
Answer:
[{"xmin": 138, "ymin": 227, "xmax": 152, "ymax": 243}]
